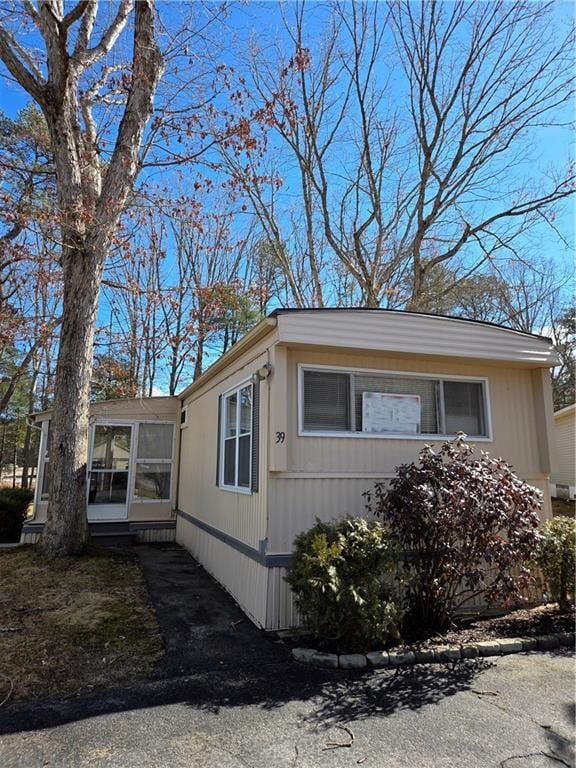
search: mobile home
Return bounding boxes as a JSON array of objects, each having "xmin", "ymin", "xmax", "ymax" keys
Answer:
[{"xmin": 26, "ymin": 309, "xmax": 559, "ymax": 629}]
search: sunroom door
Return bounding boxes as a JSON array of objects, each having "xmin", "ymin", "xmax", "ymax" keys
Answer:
[{"xmin": 88, "ymin": 425, "xmax": 132, "ymax": 521}]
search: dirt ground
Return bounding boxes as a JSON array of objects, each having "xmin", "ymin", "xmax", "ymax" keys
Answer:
[
  {"xmin": 394, "ymin": 603, "xmax": 575, "ymax": 651},
  {"xmin": 0, "ymin": 546, "xmax": 163, "ymax": 703},
  {"xmin": 552, "ymin": 497, "xmax": 576, "ymax": 518}
]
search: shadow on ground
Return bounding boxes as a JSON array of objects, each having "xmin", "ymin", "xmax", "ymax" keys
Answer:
[{"xmin": 0, "ymin": 544, "xmax": 570, "ymax": 738}]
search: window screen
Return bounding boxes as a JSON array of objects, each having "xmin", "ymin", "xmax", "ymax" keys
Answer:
[
  {"xmin": 303, "ymin": 370, "xmax": 350, "ymax": 432},
  {"xmin": 137, "ymin": 423, "xmax": 174, "ymax": 459},
  {"xmin": 134, "ymin": 423, "xmax": 174, "ymax": 500},
  {"xmin": 444, "ymin": 381, "xmax": 486, "ymax": 436}
]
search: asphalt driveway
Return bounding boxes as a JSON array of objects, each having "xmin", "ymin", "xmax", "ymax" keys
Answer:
[{"xmin": 0, "ymin": 544, "xmax": 573, "ymax": 768}]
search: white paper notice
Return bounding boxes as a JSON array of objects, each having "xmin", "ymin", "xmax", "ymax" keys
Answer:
[{"xmin": 362, "ymin": 392, "xmax": 421, "ymax": 434}]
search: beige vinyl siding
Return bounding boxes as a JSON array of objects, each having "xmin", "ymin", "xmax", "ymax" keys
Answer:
[
  {"xmin": 266, "ymin": 567, "xmax": 299, "ymax": 630},
  {"xmin": 177, "ymin": 334, "xmax": 273, "ymax": 550},
  {"xmin": 266, "ymin": 348, "xmax": 553, "ymax": 556},
  {"xmin": 551, "ymin": 410, "xmax": 575, "ymax": 489},
  {"xmin": 176, "ymin": 334, "xmax": 277, "ymax": 623},
  {"xmin": 276, "ymin": 310, "xmax": 558, "ymax": 366},
  {"xmin": 176, "ymin": 511, "xmax": 269, "ymax": 628}
]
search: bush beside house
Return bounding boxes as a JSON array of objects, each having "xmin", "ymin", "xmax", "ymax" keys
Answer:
[
  {"xmin": 538, "ymin": 517, "xmax": 576, "ymax": 613},
  {"xmin": 0, "ymin": 488, "xmax": 34, "ymax": 542},
  {"xmin": 288, "ymin": 436, "xmax": 546, "ymax": 650},
  {"xmin": 285, "ymin": 517, "xmax": 404, "ymax": 652},
  {"xmin": 366, "ymin": 435, "xmax": 543, "ymax": 630}
]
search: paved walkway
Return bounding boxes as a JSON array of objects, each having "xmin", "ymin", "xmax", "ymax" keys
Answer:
[
  {"xmin": 136, "ymin": 544, "xmax": 287, "ymax": 678},
  {"xmin": 0, "ymin": 544, "xmax": 573, "ymax": 768}
]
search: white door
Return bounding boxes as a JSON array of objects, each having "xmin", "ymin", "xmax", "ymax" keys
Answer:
[{"xmin": 88, "ymin": 424, "xmax": 132, "ymax": 521}]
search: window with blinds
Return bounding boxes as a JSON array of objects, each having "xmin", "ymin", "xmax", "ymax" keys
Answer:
[{"xmin": 301, "ymin": 367, "xmax": 489, "ymax": 437}]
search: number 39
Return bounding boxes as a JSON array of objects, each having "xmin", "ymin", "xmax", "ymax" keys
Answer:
[{"xmin": 275, "ymin": 431, "xmax": 285, "ymax": 444}]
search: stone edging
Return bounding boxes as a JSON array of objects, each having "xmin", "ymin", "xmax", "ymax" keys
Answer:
[{"xmin": 292, "ymin": 632, "xmax": 575, "ymax": 670}]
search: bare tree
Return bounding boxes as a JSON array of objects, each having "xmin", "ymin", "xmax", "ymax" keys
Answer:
[
  {"xmin": 229, "ymin": 1, "xmax": 574, "ymax": 310},
  {"xmin": 0, "ymin": 1, "xmax": 164, "ymax": 555}
]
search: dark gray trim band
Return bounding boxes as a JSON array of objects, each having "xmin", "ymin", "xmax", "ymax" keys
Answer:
[
  {"xmin": 129, "ymin": 521, "xmax": 176, "ymax": 531},
  {"xmin": 176, "ymin": 510, "xmax": 292, "ymax": 568},
  {"xmin": 22, "ymin": 521, "xmax": 177, "ymax": 534}
]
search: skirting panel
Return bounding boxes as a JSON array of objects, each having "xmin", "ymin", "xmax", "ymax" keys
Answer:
[
  {"xmin": 176, "ymin": 514, "xmax": 269, "ymax": 628},
  {"xmin": 266, "ymin": 566, "xmax": 301, "ymax": 631}
]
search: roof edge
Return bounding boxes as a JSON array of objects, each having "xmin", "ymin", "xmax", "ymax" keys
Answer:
[
  {"xmin": 177, "ymin": 316, "xmax": 277, "ymax": 401},
  {"xmin": 554, "ymin": 403, "xmax": 576, "ymax": 419},
  {"xmin": 31, "ymin": 395, "xmax": 179, "ymax": 420},
  {"xmin": 269, "ymin": 307, "xmax": 554, "ymax": 345}
]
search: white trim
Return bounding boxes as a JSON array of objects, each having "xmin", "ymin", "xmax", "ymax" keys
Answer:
[
  {"xmin": 297, "ymin": 363, "xmax": 493, "ymax": 442},
  {"xmin": 218, "ymin": 378, "xmax": 253, "ymax": 494},
  {"xmin": 87, "ymin": 422, "xmax": 134, "ymax": 521},
  {"xmin": 133, "ymin": 421, "xmax": 176, "ymax": 502},
  {"xmin": 34, "ymin": 420, "xmax": 50, "ymax": 510}
]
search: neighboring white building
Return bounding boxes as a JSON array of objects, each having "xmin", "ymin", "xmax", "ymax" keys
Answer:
[{"xmin": 550, "ymin": 403, "xmax": 576, "ymax": 500}]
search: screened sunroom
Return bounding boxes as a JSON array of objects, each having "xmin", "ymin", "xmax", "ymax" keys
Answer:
[{"xmin": 22, "ymin": 396, "xmax": 180, "ymax": 543}]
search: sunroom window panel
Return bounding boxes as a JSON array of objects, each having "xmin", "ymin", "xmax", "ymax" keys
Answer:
[
  {"xmin": 40, "ymin": 462, "xmax": 50, "ymax": 501},
  {"xmin": 444, "ymin": 381, "xmax": 486, "ymax": 436},
  {"xmin": 303, "ymin": 370, "xmax": 350, "ymax": 432},
  {"xmin": 354, "ymin": 375, "xmax": 439, "ymax": 434},
  {"xmin": 137, "ymin": 423, "xmax": 174, "ymax": 460},
  {"xmin": 135, "ymin": 462, "xmax": 172, "ymax": 500},
  {"xmin": 88, "ymin": 471, "xmax": 128, "ymax": 505},
  {"xmin": 91, "ymin": 426, "xmax": 131, "ymax": 470}
]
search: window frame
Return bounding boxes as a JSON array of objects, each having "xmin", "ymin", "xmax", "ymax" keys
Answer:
[
  {"xmin": 37, "ymin": 419, "xmax": 51, "ymax": 503},
  {"xmin": 133, "ymin": 421, "xmax": 176, "ymax": 502},
  {"xmin": 298, "ymin": 363, "xmax": 493, "ymax": 441},
  {"xmin": 219, "ymin": 379, "xmax": 253, "ymax": 494}
]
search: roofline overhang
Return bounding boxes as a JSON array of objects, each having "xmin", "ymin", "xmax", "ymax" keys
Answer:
[
  {"xmin": 554, "ymin": 403, "xmax": 576, "ymax": 419},
  {"xmin": 177, "ymin": 316, "xmax": 278, "ymax": 401},
  {"xmin": 268, "ymin": 307, "xmax": 554, "ymax": 345},
  {"xmin": 31, "ymin": 395, "xmax": 179, "ymax": 421}
]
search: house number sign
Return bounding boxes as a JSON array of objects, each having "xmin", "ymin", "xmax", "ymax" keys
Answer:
[{"xmin": 275, "ymin": 431, "xmax": 286, "ymax": 444}]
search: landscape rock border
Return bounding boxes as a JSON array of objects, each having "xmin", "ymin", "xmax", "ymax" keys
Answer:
[{"xmin": 292, "ymin": 632, "xmax": 575, "ymax": 670}]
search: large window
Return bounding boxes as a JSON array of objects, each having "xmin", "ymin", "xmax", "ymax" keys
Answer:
[
  {"xmin": 220, "ymin": 383, "xmax": 252, "ymax": 491},
  {"xmin": 134, "ymin": 423, "xmax": 174, "ymax": 500},
  {"xmin": 301, "ymin": 367, "xmax": 489, "ymax": 438}
]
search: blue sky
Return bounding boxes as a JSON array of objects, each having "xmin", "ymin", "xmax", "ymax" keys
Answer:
[{"xmin": 0, "ymin": 1, "xmax": 574, "ymax": 393}]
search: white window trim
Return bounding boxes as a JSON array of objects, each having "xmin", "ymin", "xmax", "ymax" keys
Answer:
[
  {"xmin": 297, "ymin": 363, "xmax": 493, "ymax": 442},
  {"xmin": 219, "ymin": 379, "xmax": 253, "ymax": 494},
  {"xmin": 37, "ymin": 419, "xmax": 50, "ymax": 504},
  {"xmin": 133, "ymin": 421, "xmax": 176, "ymax": 503}
]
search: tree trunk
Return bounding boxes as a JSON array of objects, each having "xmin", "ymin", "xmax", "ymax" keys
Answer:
[{"xmin": 40, "ymin": 247, "xmax": 103, "ymax": 557}]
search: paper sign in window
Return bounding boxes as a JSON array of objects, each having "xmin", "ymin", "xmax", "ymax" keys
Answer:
[{"xmin": 362, "ymin": 392, "xmax": 421, "ymax": 434}]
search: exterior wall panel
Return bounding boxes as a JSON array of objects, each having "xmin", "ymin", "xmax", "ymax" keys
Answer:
[
  {"xmin": 176, "ymin": 516, "xmax": 269, "ymax": 627},
  {"xmin": 178, "ymin": 336, "xmax": 273, "ymax": 549},
  {"xmin": 551, "ymin": 408, "xmax": 576, "ymax": 496}
]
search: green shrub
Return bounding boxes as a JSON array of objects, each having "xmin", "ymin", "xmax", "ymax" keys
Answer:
[
  {"xmin": 285, "ymin": 517, "xmax": 404, "ymax": 652},
  {"xmin": 538, "ymin": 517, "xmax": 576, "ymax": 613},
  {"xmin": 0, "ymin": 487, "xmax": 34, "ymax": 542}
]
